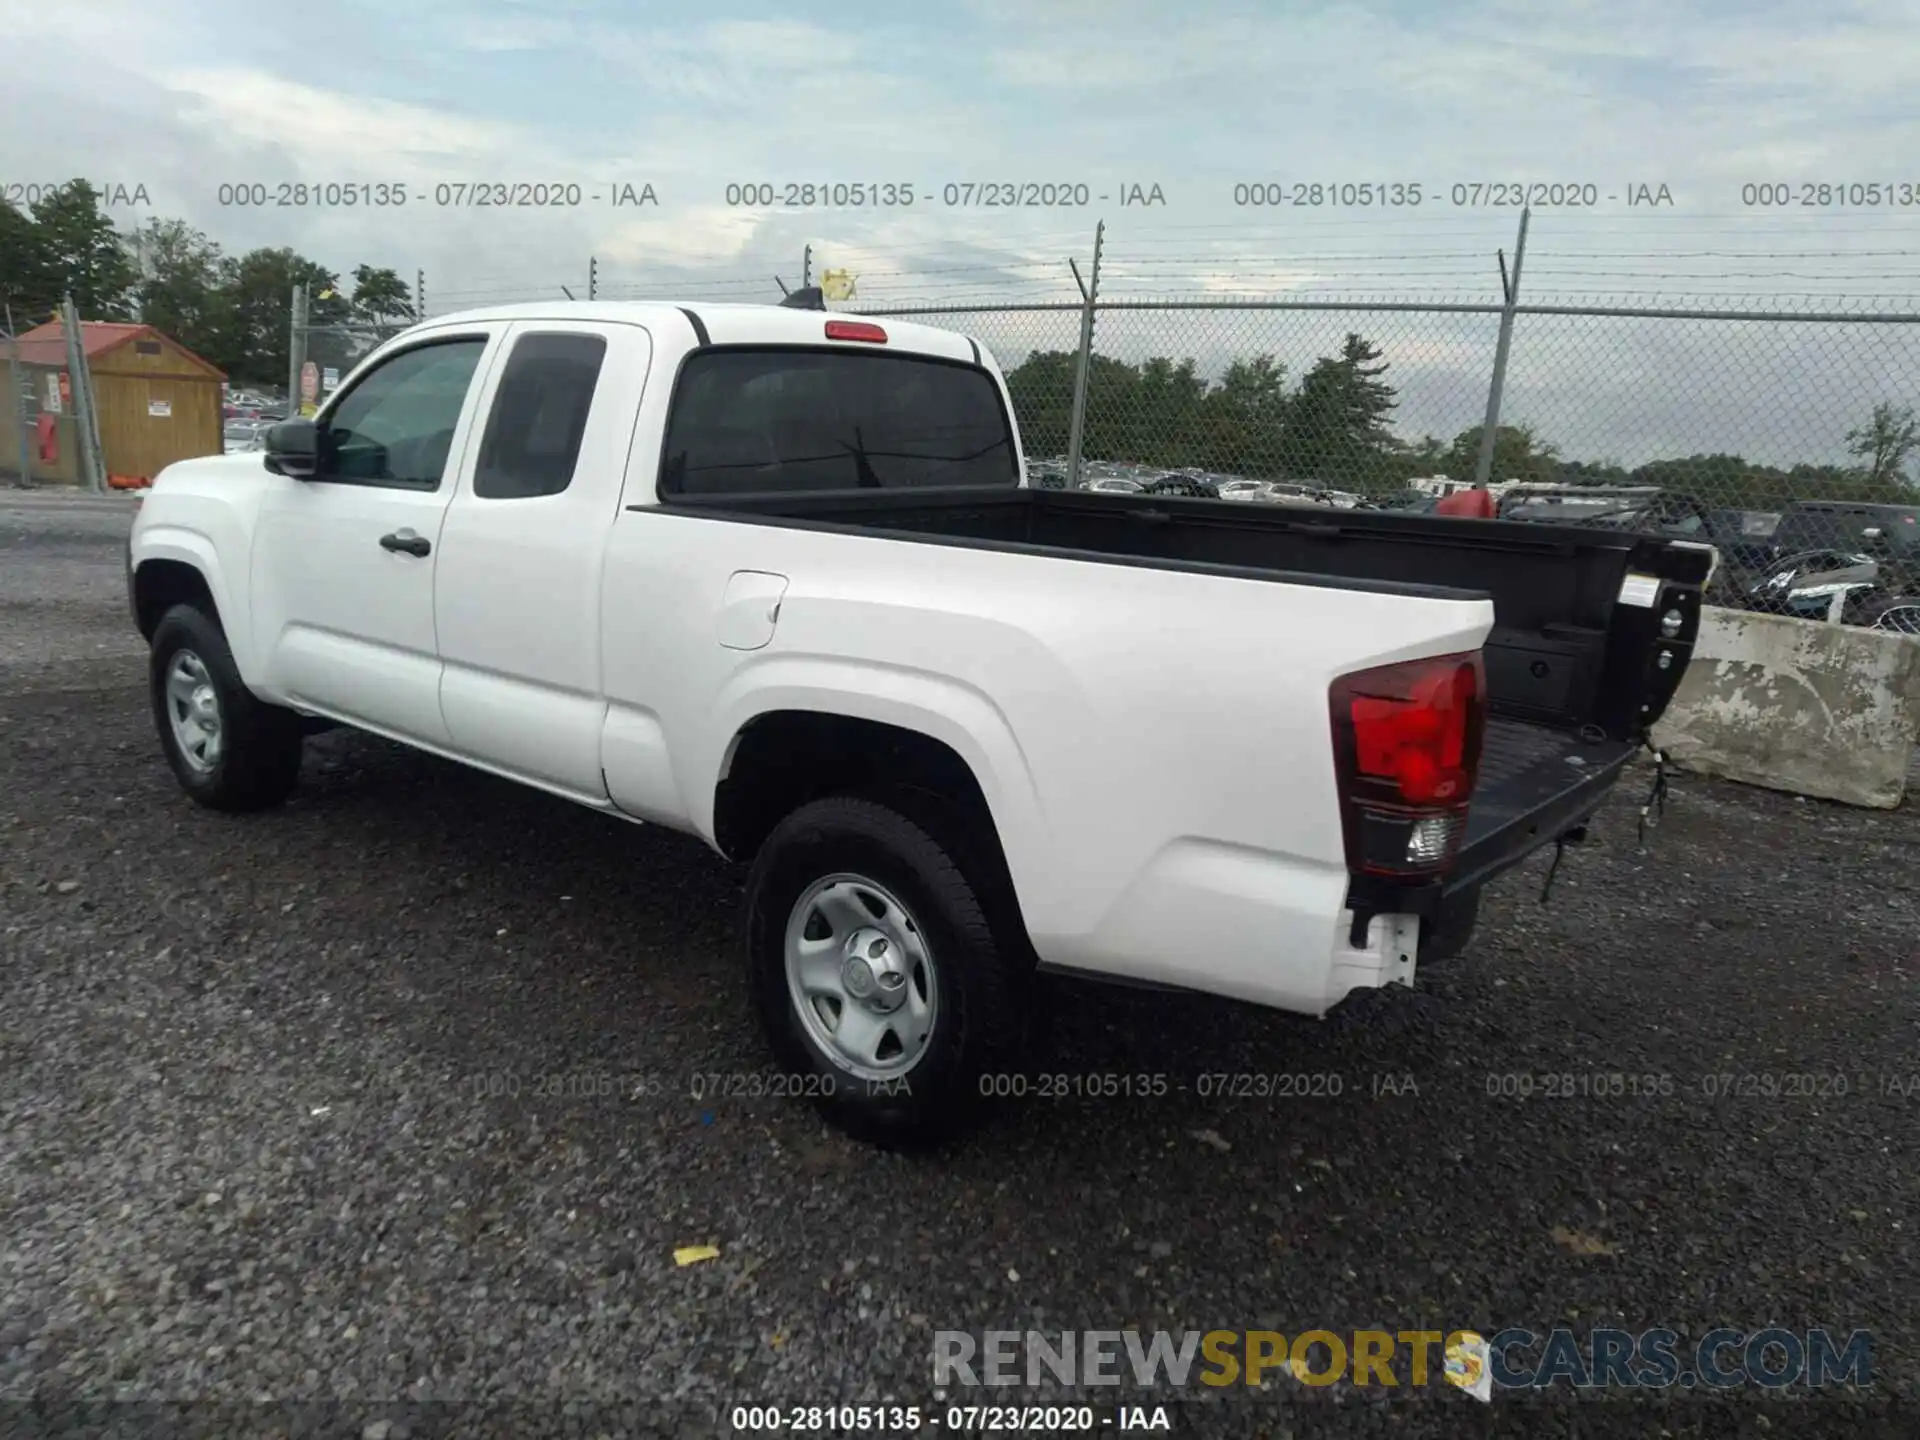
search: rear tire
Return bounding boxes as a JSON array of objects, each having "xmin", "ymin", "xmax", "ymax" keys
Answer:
[
  {"xmin": 745, "ymin": 796, "xmax": 1032, "ymax": 1147},
  {"xmin": 149, "ymin": 603, "xmax": 304, "ymax": 812}
]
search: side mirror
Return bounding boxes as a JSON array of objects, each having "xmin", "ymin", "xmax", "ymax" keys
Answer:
[{"xmin": 263, "ymin": 420, "xmax": 324, "ymax": 478}]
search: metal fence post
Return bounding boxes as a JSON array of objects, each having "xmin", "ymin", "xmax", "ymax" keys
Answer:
[
  {"xmin": 1065, "ymin": 220, "xmax": 1105, "ymax": 489},
  {"xmin": 61, "ymin": 294, "xmax": 106, "ymax": 492},
  {"xmin": 1472, "ymin": 206, "xmax": 1530, "ymax": 489},
  {"xmin": 5, "ymin": 309, "xmax": 32, "ymax": 488},
  {"xmin": 287, "ymin": 283, "xmax": 307, "ymax": 416}
]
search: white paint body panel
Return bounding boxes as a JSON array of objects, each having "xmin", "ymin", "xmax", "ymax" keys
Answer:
[
  {"xmin": 130, "ymin": 300, "xmax": 1497, "ymax": 1016},
  {"xmin": 433, "ymin": 319, "xmax": 652, "ymax": 800}
]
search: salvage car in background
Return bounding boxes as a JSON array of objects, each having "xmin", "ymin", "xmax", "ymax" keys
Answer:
[{"xmin": 1745, "ymin": 550, "xmax": 1880, "ymax": 620}]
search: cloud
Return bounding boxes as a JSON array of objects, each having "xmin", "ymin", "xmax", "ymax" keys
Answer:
[
  {"xmin": 162, "ymin": 70, "xmax": 528, "ymax": 167},
  {"xmin": 594, "ymin": 207, "xmax": 764, "ymax": 268},
  {"xmin": 3, "ymin": 0, "xmax": 1915, "ymax": 469},
  {"xmin": 450, "ymin": 13, "xmax": 582, "ymax": 51}
]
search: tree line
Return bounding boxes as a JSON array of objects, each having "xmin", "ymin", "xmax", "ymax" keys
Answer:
[
  {"xmin": 0, "ymin": 180, "xmax": 413, "ymax": 386},
  {"xmin": 1004, "ymin": 338, "xmax": 1920, "ymax": 507}
]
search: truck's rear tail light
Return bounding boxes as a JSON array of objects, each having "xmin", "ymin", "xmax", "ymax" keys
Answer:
[
  {"xmin": 1406, "ymin": 813, "xmax": 1464, "ymax": 865},
  {"xmin": 1330, "ymin": 652, "xmax": 1485, "ymax": 877},
  {"xmin": 824, "ymin": 320, "xmax": 887, "ymax": 343}
]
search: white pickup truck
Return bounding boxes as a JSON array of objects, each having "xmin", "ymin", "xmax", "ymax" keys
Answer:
[{"xmin": 127, "ymin": 296, "xmax": 1708, "ymax": 1143}]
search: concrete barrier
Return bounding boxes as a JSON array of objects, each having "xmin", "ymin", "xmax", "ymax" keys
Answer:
[{"xmin": 1651, "ymin": 607, "xmax": 1920, "ymax": 809}]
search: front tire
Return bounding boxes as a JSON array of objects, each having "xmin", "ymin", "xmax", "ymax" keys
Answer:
[
  {"xmin": 745, "ymin": 797, "xmax": 1031, "ymax": 1147},
  {"xmin": 149, "ymin": 604, "xmax": 304, "ymax": 811}
]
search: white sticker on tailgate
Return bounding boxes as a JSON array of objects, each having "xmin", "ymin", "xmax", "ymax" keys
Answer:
[{"xmin": 1618, "ymin": 573, "xmax": 1660, "ymax": 607}]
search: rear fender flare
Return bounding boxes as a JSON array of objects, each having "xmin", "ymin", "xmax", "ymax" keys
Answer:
[{"xmin": 700, "ymin": 657, "xmax": 1055, "ymax": 925}]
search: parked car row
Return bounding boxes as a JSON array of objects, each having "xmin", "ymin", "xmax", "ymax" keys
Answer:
[
  {"xmin": 222, "ymin": 385, "xmax": 287, "ymax": 425},
  {"xmin": 1025, "ymin": 457, "xmax": 1369, "ymax": 508}
]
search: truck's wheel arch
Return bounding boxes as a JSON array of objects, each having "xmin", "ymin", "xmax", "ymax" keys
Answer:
[
  {"xmin": 131, "ymin": 531, "xmax": 250, "ymax": 674},
  {"xmin": 132, "ymin": 558, "xmax": 221, "ymax": 639},
  {"xmin": 711, "ymin": 709, "xmax": 1038, "ymax": 947}
]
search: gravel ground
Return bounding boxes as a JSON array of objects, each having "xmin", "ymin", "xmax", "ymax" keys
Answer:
[{"xmin": 2, "ymin": 490, "xmax": 1916, "ymax": 1439}]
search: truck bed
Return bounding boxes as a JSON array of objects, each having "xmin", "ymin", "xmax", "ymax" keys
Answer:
[
  {"xmin": 658, "ymin": 483, "xmax": 1710, "ymax": 933},
  {"xmin": 664, "ymin": 483, "xmax": 1710, "ymax": 742}
]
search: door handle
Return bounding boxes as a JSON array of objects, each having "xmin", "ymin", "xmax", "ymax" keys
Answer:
[{"xmin": 380, "ymin": 530, "xmax": 431, "ymax": 557}]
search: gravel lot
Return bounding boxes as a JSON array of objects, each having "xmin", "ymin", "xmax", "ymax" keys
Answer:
[{"xmin": 2, "ymin": 489, "xmax": 1916, "ymax": 1438}]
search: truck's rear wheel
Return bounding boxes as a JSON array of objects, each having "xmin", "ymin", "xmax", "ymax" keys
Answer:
[
  {"xmin": 745, "ymin": 796, "xmax": 1028, "ymax": 1147},
  {"xmin": 149, "ymin": 604, "xmax": 304, "ymax": 812}
]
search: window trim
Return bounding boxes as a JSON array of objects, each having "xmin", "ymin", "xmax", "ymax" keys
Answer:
[
  {"xmin": 652, "ymin": 343, "xmax": 1018, "ymax": 504},
  {"xmin": 307, "ymin": 333, "xmax": 493, "ymax": 492},
  {"xmin": 470, "ymin": 329, "xmax": 611, "ymax": 502}
]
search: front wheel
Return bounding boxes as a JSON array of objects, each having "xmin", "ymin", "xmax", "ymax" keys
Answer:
[
  {"xmin": 149, "ymin": 604, "xmax": 304, "ymax": 811},
  {"xmin": 745, "ymin": 797, "xmax": 1032, "ymax": 1146}
]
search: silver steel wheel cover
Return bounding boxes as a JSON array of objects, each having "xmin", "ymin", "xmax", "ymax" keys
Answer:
[
  {"xmin": 164, "ymin": 649, "xmax": 223, "ymax": 774},
  {"xmin": 783, "ymin": 872, "xmax": 939, "ymax": 1082}
]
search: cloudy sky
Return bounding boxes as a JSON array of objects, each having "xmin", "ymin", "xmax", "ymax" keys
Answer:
[{"xmin": 4, "ymin": 0, "xmax": 1918, "ymax": 464}]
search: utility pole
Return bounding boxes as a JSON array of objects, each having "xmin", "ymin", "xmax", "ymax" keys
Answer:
[
  {"xmin": 5, "ymin": 304, "xmax": 32, "ymax": 488},
  {"xmin": 1065, "ymin": 220, "xmax": 1105, "ymax": 490},
  {"xmin": 61, "ymin": 294, "xmax": 106, "ymax": 492},
  {"xmin": 803, "ymin": 244, "xmax": 812, "ymax": 289},
  {"xmin": 415, "ymin": 268, "xmax": 426, "ymax": 322},
  {"xmin": 589, "ymin": 256, "xmax": 598, "ymax": 301},
  {"xmin": 287, "ymin": 283, "xmax": 308, "ymax": 420},
  {"xmin": 1473, "ymin": 206, "xmax": 1530, "ymax": 490}
]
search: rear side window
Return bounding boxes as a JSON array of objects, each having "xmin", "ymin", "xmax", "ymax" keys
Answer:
[
  {"xmin": 474, "ymin": 333, "xmax": 607, "ymax": 499},
  {"xmin": 659, "ymin": 348, "xmax": 1017, "ymax": 497}
]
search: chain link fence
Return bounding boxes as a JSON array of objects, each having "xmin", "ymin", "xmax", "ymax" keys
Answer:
[
  {"xmin": 864, "ymin": 293, "xmax": 1920, "ymax": 625},
  {"xmin": 291, "ymin": 258, "xmax": 1920, "ymax": 629}
]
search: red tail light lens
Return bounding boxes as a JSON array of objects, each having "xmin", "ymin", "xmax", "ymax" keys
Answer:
[
  {"xmin": 824, "ymin": 320, "xmax": 887, "ymax": 343},
  {"xmin": 1330, "ymin": 652, "xmax": 1486, "ymax": 876},
  {"xmin": 1350, "ymin": 661, "xmax": 1478, "ymax": 803}
]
